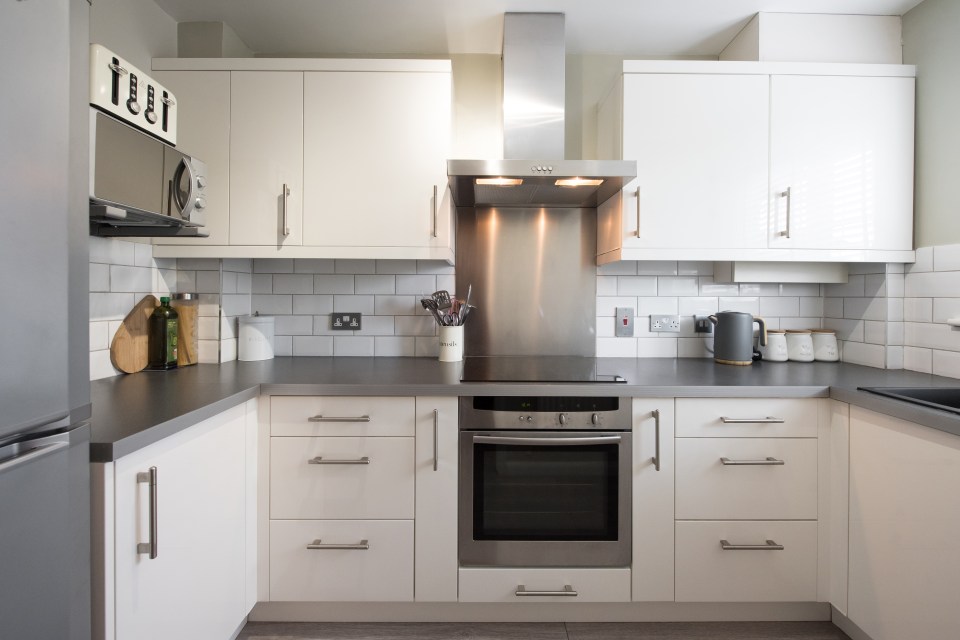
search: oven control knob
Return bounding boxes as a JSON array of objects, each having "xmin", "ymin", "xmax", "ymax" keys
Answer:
[
  {"xmin": 592, "ymin": 413, "xmax": 600, "ymax": 425},
  {"xmin": 144, "ymin": 109, "xmax": 158, "ymax": 125},
  {"xmin": 559, "ymin": 413, "xmax": 568, "ymax": 425},
  {"xmin": 126, "ymin": 98, "xmax": 141, "ymax": 115}
]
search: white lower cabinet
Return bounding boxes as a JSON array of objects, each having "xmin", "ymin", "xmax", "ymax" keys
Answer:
[
  {"xmin": 675, "ymin": 521, "xmax": 818, "ymax": 602},
  {"xmin": 269, "ymin": 520, "xmax": 414, "ymax": 602},
  {"xmin": 847, "ymin": 407, "xmax": 960, "ymax": 640},
  {"xmin": 94, "ymin": 400, "xmax": 257, "ymax": 640},
  {"xmin": 458, "ymin": 568, "xmax": 631, "ymax": 603}
]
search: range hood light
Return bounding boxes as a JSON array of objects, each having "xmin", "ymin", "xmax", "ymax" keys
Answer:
[
  {"xmin": 476, "ymin": 177, "xmax": 524, "ymax": 186},
  {"xmin": 555, "ymin": 178, "xmax": 604, "ymax": 187}
]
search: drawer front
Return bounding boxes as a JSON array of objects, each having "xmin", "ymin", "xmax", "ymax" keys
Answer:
[
  {"xmin": 676, "ymin": 398, "xmax": 818, "ymax": 438},
  {"xmin": 675, "ymin": 438, "xmax": 818, "ymax": 520},
  {"xmin": 271, "ymin": 396, "xmax": 415, "ymax": 437},
  {"xmin": 675, "ymin": 520, "xmax": 818, "ymax": 602},
  {"xmin": 458, "ymin": 568, "xmax": 631, "ymax": 603},
  {"xmin": 270, "ymin": 520, "xmax": 413, "ymax": 602},
  {"xmin": 271, "ymin": 437, "xmax": 414, "ymax": 519}
]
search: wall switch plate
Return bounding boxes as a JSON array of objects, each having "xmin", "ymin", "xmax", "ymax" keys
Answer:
[
  {"xmin": 615, "ymin": 307, "xmax": 635, "ymax": 337},
  {"xmin": 331, "ymin": 312, "xmax": 362, "ymax": 330},
  {"xmin": 650, "ymin": 314, "xmax": 681, "ymax": 333},
  {"xmin": 694, "ymin": 315, "xmax": 714, "ymax": 334}
]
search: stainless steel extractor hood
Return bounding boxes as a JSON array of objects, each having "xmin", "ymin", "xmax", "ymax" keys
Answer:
[{"xmin": 447, "ymin": 13, "xmax": 635, "ymax": 208}]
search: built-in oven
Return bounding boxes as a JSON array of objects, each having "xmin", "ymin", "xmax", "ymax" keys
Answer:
[{"xmin": 459, "ymin": 396, "xmax": 632, "ymax": 567}]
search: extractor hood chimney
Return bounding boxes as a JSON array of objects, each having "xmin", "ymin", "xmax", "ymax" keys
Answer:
[{"xmin": 448, "ymin": 13, "xmax": 635, "ymax": 208}]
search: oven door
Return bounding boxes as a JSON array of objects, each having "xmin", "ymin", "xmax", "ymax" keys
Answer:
[{"xmin": 459, "ymin": 430, "xmax": 631, "ymax": 567}]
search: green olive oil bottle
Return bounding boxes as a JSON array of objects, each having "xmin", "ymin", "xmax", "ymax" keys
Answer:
[{"xmin": 148, "ymin": 297, "xmax": 179, "ymax": 370}]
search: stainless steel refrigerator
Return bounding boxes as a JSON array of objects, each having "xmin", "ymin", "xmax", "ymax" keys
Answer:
[{"xmin": 0, "ymin": 1, "xmax": 92, "ymax": 639}]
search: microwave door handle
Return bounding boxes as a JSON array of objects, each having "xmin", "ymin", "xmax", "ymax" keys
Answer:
[
  {"xmin": 472, "ymin": 435, "xmax": 622, "ymax": 446},
  {"xmin": 173, "ymin": 158, "xmax": 197, "ymax": 221}
]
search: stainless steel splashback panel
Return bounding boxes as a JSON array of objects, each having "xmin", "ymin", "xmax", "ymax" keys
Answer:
[
  {"xmin": 502, "ymin": 13, "xmax": 565, "ymax": 160},
  {"xmin": 456, "ymin": 206, "xmax": 597, "ymax": 357}
]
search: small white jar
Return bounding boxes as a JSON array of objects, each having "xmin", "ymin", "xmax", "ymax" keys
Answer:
[
  {"xmin": 812, "ymin": 329, "xmax": 840, "ymax": 362},
  {"xmin": 238, "ymin": 315, "xmax": 275, "ymax": 361},
  {"xmin": 760, "ymin": 330, "xmax": 789, "ymax": 362},
  {"xmin": 785, "ymin": 329, "xmax": 815, "ymax": 362}
]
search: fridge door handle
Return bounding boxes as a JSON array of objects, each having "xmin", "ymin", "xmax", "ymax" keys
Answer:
[{"xmin": 0, "ymin": 439, "xmax": 69, "ymax": 474}]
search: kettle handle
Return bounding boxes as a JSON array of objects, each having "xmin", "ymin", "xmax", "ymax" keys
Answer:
[
  {"xmin": 708, "ymin": 315, "xmax": 718, "ymax": 325},
  {"xmin": 754, "ymin": 317, "xmax": 767, "ymax": 346}
]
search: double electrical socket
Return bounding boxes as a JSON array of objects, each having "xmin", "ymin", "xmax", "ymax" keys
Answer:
[
  {"xmin": 331, "ymin": 312, "xmax": 362, "ymax": 330},
  {"xmin": 650, "ymin": 314, "xmax": 680, "ymax": 333}
]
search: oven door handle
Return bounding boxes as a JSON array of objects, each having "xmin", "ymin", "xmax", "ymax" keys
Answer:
[{"xmin": 472, "ymin": 435, "xmax": 622, "ymax": 446}]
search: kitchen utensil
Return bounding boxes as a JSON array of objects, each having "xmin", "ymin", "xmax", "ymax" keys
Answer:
[
  {"xmin": 171, "ymin": 293, "xmax": 199, "ymax": 366},
  {"xmin": 759, "ymin": 330, "xmax": 789, "ymax": 362},
  {"xmin": 786, "ymin": 330, "xmax": 815, "ymax": 362},
  {"xmin": 421, "ymin": 297, "xmax": 445, "ymax": 326},
  {"xmin": 812, "ymin": 329, "xmax": 839, "ymax": 362},
  {"xmin": 110, "ymin": 295, "xmax": 160, "ymax": 374},
  {"xmin": 708, "ymin": 311, "xmax": 766, "ymax": 366},
  {"xmin": 431, "ymin": 290, "xmax": 452, "ymax": 310}
]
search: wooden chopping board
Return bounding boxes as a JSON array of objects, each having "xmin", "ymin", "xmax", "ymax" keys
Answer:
[{"xmin": 110, "ymin": 295, "xmax": 159, "ymax": 374}]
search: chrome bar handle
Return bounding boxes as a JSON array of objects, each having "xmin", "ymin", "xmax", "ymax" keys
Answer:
[
  {"xmin": 432, "ymin": 185, "xmax": 439, "ymax": 238},
  {"xmin": 136, "ymin": 467, "xmax": 158, "ymax": 559},
  {"xmin": 432, "ymin": 408, "xmax": 439, "ymax": 472},
  {"xmin": 720, "ymin": 416, "xmax": 785, "ymax": 424},
  {"xmin": 778, "ymin": 187, "xmax": 792, "ymax": 238},
  {"xmin": 108, "ymin": 62, "xmax": 128, "ymax": 76},
  {"xmin": 308, "ymin": 456, "xmax": 370, "ymax": 465},
  {"xmin": 721, "ymin": 457, "xmax": 785, "ymax": 466},
  {"xmin": 473, "ymin": 435, "xmax": 622, "ymax": 446},
  {"xmin": 281, "ymin": 183, "xmax": 291, "ymax": 236},
  {"xmin": 720, "ymin": 539, "xmax": 784, "ymax": 551},
  {"xmin": 160, "ymin": 95, "xmax": 176, "ymax": 107},
  {"xmin": 515, "ymin": 585, "xmax": 578, "ymax": 597},
  {"xmin": 307, "ymin": 539, "xmax": 370, "ymax": 550},
  {"xmin": 308, "ymin": 415, "xmax": 371, "ymax": 423},
  {"xmin": 635, "ymin": 186, "xmax": 641, "ymax": 237},
  {"xmin": 651, "ymin": 409, "xmax": 661, "ymax": 472}
]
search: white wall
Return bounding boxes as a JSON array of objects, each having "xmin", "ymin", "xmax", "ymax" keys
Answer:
[
  {"xmin": 89, "ymin": 0, "xmax": 177, "ymax": 71},
  {"xmin": 903, "ymin": 0, "xmax": 960, "ymax": 248}
]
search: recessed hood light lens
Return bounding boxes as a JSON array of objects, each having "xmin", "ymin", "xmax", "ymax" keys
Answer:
[
  {"xmin": 476, "ymin": 177, "xmax": 524, "ymax": 186},
  {"xmin": 555, "ymin": 178, "xmax": 604, "ymax": 187}
]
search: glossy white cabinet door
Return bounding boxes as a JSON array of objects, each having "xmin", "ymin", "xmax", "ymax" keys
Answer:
[
  {"xmin": 151, "ymin": 71, "xmax": 230, "ymax": 246},
  {"xmin": 632, "ymin": 399, "xmax": 675, "ymax": 601},
  {"xmin": 619, "ymin": 74, "xmax": 769, "ymax": 250},
  {"xmin": 302, "ymin": 71, "xmax": 451, "ymax": 248},
  {"xmin": 113, "ymin": 404, "xmax": 249, "ymax": 640},
  {"xmin": 414, "ymin": 397, "xmax": 459, "ymax": 602},
  {"xmin": 769, "ymin": 75, "xmax": 914, "ymax": 250},
  {"xmin": 229, "ymin": 71, "xmax": 303, "ymax": 246},
  {"xmin": 848, "ymin": 407, "xmax": 960, "ymax": 640}
]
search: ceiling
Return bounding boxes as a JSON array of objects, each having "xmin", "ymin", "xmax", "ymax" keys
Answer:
[{"xmin": 152, "ymin": 0, "xmax": 925, "ymax": 57}]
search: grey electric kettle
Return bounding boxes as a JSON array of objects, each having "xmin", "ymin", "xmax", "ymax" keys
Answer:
[{"xmin": 709, "ymin": 311, "xmax": 767, "ymax": 366}]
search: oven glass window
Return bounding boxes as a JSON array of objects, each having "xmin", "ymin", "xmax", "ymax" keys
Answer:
[{"xmin": 473, "ymin": 441, "xmax": 618, "ymax": 541}]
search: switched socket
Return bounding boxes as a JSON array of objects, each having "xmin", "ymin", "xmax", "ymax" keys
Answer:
[
  {"xmin": 650, "ymin": 314, "xmax": 681, "ymax": 333},
  {"xmin": 331, "ymin": 312, "xmax": 362, "ymax": 330},
  {"xmin": 615, "ymin": 307, "xmax": 634, "ymax": 337}
]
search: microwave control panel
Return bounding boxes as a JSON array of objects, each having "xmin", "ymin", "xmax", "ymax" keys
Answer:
[{"xmin": 89, "ymin": 44, "xmax": 177, "ymax": 145}]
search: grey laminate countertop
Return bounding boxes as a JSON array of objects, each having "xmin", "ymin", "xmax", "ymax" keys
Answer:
[{"xmin": 89, "ymin": 357, "xmax": 960, "ymax": 461}]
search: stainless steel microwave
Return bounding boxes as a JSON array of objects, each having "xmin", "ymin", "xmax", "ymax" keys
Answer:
[{"xmin": 89, "ymin": 109, "xmax": 208, "ymax": 237}]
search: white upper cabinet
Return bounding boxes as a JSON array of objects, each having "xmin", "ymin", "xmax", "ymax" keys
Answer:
[
  {"xmin": 229, "ymin": 71, "xmax": 304, "ymax": 246},
  {"xmin": 598, "ymin": 61, "xmax": 916, "ymax": 264},
  {"xmin": 769, "ymin": 75, "xmax": 915, "ymax": 251},
  {"xmin": 302, "ymin": 71, "xmax": 452, "ymax": 250},
  {"xmin": 618, "ymin": 74, "xmax": 769, "ymax": 251}
]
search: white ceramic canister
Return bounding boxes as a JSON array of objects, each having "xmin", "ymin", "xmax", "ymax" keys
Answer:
[
  {"xmin": 760, "ymin": 329, "xmax": 789, "ymax": 362},
  {"xmin": 238, "ymin": 315, "xmax": 275, "ymax": 361},
  {"xmin": 812, "ymin": 329, "xmax": 840, "ymax": 362},
  {"xmin": 785, "ymin": 329, "xmax": 815, "ymax": 362},
  {"xmin": 438, "ymin": 325, "xmax": 464, "ymax": 362}
]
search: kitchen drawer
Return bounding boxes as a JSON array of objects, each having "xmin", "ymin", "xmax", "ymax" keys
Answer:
[
  {"xmin": 270, "ymin": 437, "xmax": 414, "ymax": 519},
  {"xmin": 675, "ymin": 438, "xmax": 818, "ymax": 520},
  {"xmin": 675, "ymin": 520, "xmax": 818, "ymax": 602},
  {"xmin": 458, "ymin": 567, "xmax": 631, "ymax": 603},
  {"xmin": 676, "ymin": 398, "xmax": 818, "ymax": 438},
  {"xmin": 271, "ymin": 396, "xmax": 415, "ymax": 437},
  {"xmin": 270, "ymin": 519, "xmax": 413, "ymax": 602}
]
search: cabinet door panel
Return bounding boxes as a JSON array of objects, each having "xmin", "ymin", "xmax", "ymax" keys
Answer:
[
  {"xmin": 620, "ymin": 74, "xmax": 769, "ymax": 250},
  {"xmin": 114, "ymin": 406, "xmax": 247, "ymax": 640},
  {"xmin": 770, "ymin": 75, "xmax": 914, "ymax": 250},
  {"xmin": 229, "ymin": 71, "xmax": 303, "ymax": 246},
  {"xmin": 302, "ymin": 71, "xmax": 451, "ymax": 248}
]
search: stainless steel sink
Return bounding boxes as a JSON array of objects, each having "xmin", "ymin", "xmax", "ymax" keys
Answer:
[{"xmin": 859, "ymin": 387, "xmax": 960, "ymax": 415}]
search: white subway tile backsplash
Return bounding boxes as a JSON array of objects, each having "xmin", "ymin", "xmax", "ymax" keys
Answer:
[
  {"xmin": 678, "ymin": 337, "xmax": 710, "ymax": 358},
  {"xmin": 780, "ymin": 283, "xmax": 820, "ymax": 297},
  {"xmin": 933, "ymin": 298, "xmax": 960, "ymax": 324},
  {"xmin": 843, "ymin": 296, "xmax": 886, "ymax": 322},
  {"xmin": 718, "ymin": 296, "xmax": 759, "ymax": 315},
  {"xmin": 637, "ymin": 338, "xmax": 678, "ymax": 358},
  {"xmin": 90, "ymin": 350, "xmax": 120, "ymax": 381},
  {"xmin": 236, "ymin": 273, "xmax": 252, "ymax": 295},
  {"xmin": 334, "ymin": 259, "xmax": 376, "ymax": 274},
  {"xmin": 415, "ymin": 336, "xmax": 440, "ymax": 357},
  {"xmin": 133, "ymin": 243, "xmax": 153, "ymax": 268},
  {"xmin": 907, "ymin": 246, "xmax": 933, "ymax": 273},
  {"xmin": 89, "ymin": 322, "xmax": 109, "ymax": 351},
  {"xmin": 292, "ymin": 336, "xmax": 334, "ymax": 356},
  {"xmin": 252, "ymin": 274, "xmax": 273, "ymax": 294},
  {"xmin": 222, "ymin": 294, "xmax": 252, "ymax": 317},
  {"xmin": 933, "ymin": 244, "xmax": 960, "ymax": 272},
  {"xmin": 638, "ymin": 296, "xmax": 678, "ymax": 316},
  {"xmin": 220, "ymin": 338, "xmax": 237, "ymax": 362},
  {"xmin": 377, "ymin": 259, "xmax": 417, "ymax": 274},
  {"xmin": 739, "ymin": 283, "xmax": 779, "ymax": 297},
  {"xmin": 395, "ymin": 315, "xmax": 437, "ymax": 337},
  {"xmin": 437, "ymin": 274, "xmax": 456, "ymax": 295},
  {"xmin": 903, "ymin": 346, "xmax": 933, "ymax": 373},
  {"xmin": 932, "ymin": 349, "xmax": 960, "ymax": 379},
  {"xmin": 272, "ymin": 274, "xmax": 314, "ymax": 295},
  {"xmin": 196, "ymin": 270, "xmax": 222, "ymax": 294},
  {"xmin": 156, "ymin": 268, "xmax": 177, "ymax": 296},
  {"xmin": 636, "ymin": 261, "xmax": 678, "ymax": 276},
  {"xmin": 698, "ymin": 278, "xmax": 739, "ymax": 296},
  {"xmin": 841, "ymin": 341, "xmax": 887, "ymax": 368},
  {"xmin": 864, "ymin": 320, "xmax": 886, "ymax": 345},
  {"xmin": 597, "ymin": 296, "xmax": 638, "ymax": 317},
  {"xmin": 375, "ymin": 295, "xmax": 417, "ymax": 316},
  {"xmin": 90, "ymin": 292, "xmax": 135, "ymax": 321},
  {"xmin": 416, "ymin": 260, "xmax": 455, "ymax": 275},
  {"xmin": 886, "ymin": 346, "xmax": 903, "ymax": 370},
  {"xmin": 273, "ymin": 335, "xmax": 293, "ymax": 357},
  {"xmin": 222, "ymin": 259, "xmax": 253, "ymax": 273},
  {"xmin": 221, "ymin": 271, "xmax": 238, "ymax": 294},
  {"xmin": 198, "ymin": 316, "xmax": 220, "ymax": 340},
  {"xmin": 760, "ymin": 296, "xmax": 800, "ymax": 318},
  {"xmin": 779, "ymin": 318, "xmax": 821, "ymax": 330},
  {"xmin": 313, "ymin": 275, "xmax": 355, "ymax": 294},
  {"xmin": 332, "ymin": 295, "xmax": 376, "ymax": 315},
  {"xmin": 886, "ymin": 274, "xmax": 905, "ymax": 298},
  {"xmin": 275, "ymin": 315, "xmax": 313, "ymax": 336},
  {"xmin": 617, "ymin": 276, "xmax": 657, "ymax": 296},
  {"xmin": 110, "ymin": 265, "xmax": 154, "ymax": 293},
  {"xmin": 597, "ymin": 261, "xmax": 636, "ymax": 276},
  {"xmin": 903, "ymin": 297, "xmax": 933, "ymax": 322},
  {"xmin": 90, "ymin": 264, "xmax": 110, "ymax": 292},
  {"xmin": 334, "ymin": 336, "xmax": 375, "ymax": 357},
  {"xmin": 678, "ymin": 297, "xmax": 719, "ymax": 316},
  {"xmin": 887, "ymin": 321, "xmax": 904, "ymax": 346},
  {"xmin": 355, "ymin": 316, "xmax": 395, "ymax": 336},
  {"xmin": 293, "ymin": 259, "xmax": 335, "ymax": 274},
  {"xmin": 89, "ymin": 237, "xmax": 136, "ymax": 266},
  {"xmin": 292, "ymin": 294, "xmax": 334, "ymax": 315},
  {"xmin": 678, "ymin": 261, "xmax": 713, "ymax": 277},
  {"xmin": 396, "ymin": 274, "xmax": 437, "ymax": 295},
  {"xmin": 824, "ymin": 318, "xmax": 864, "ymax": 342},
  {"xmin": 220, "ymin": 314, "xmax": 237, "ymax": 340},
  {"xmin": 887, "ymin": 298, "xmax": 904, "ymax": 322},
  {"xmin": 823, "ymin": 298, "xmax": 843, "ymax": 318},
  {"xmin": 904, "ymin": 270, "xmax": 960, "ymax": 298},
  {"xmin": 355, "ymin": 275, "xmax": 396, "ymax": 295},
  {"xmin": 847, "ymin": 263, "xmax": 885, "ymax": 275},
  {"xmin": 597, "ymin": 276, "xmax": 618, "ymax": 296},
  {"xmin": 864, "ymin": 274, "xmax": 886, "ymax": 297},
  {"xmin": 375, "ymin": 336, "xmax": 415, "ymax": 357},
  {"xmin": 597, "ymin": 337, "xmax": 636, "ymax": 358},
  {"xmin": 251, "ymin": 294, "xmax": 292, "ymax": 315},
  {"xmin": 824, "ymin": 275, "xmax": 865, "ymax": 298},
  {"xmin": 176, "ymin": 270, "xmax": 197, "ymax": 293},
  {"xmin": 198, "ymin": 339, "xmax": 220, "ymax": 363},
  {"xmin": 313, "ymin": 315, "xmax": 346, "ymax": 336},
  {"xmin": 255, "ymin": 258, "xmax": 293, "ymax": 273},
  {"xmin": 799, "ymin": 297, "xmax": 824, "ymax": 317},
  {"xmin": 596, "ymin": 316, "xmax": 615, "ymax": 338},
  {"xmin": 658, "ymin": 277, "xmax": 698, "ymax": 297},
  {"xmin": 903, "ymin": 322, "xmax": 960, "ymax": 352}
]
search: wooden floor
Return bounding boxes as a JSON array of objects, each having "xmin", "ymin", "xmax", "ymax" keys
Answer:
[{"xmin": 238, "ymin": 621, "xmax": 852, "ymax": 640}]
